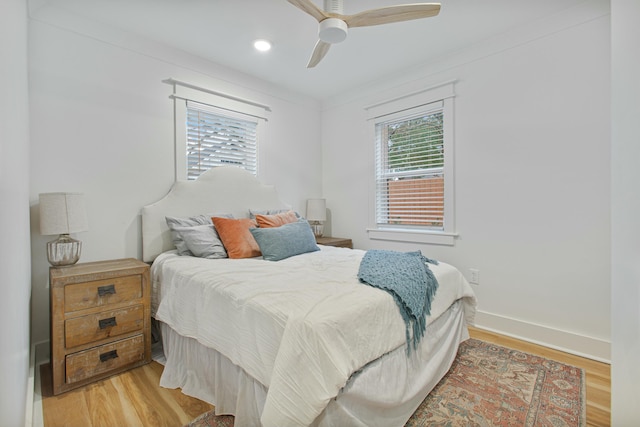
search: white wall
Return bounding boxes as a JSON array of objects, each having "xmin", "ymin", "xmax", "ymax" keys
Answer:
[
  {"xmin": 322, "ymin": 2, "xmax": 611, "ymax": 360},
  {"xmin": 611, "ymin": 0, "xmax": 640, "ymax": 423},
  {"xmin": 0, "ymin": 0, "xmax": 32, "ymax": 425},
  {"xmin": 28, "ymin": 11, "xmax": 322, "ymax": 346}
]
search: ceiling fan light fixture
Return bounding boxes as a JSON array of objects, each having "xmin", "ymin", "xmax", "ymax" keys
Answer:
[
  {"xmin": 253, "ymin": 39, "xmax": 272, "ymax": 52},
  {"xmin": 318, "ymin": 18, "xmax": 347, "ymax": 44},
  {"xmin": 287, "ymin": 0, "xmax": 441, "ymax": 67}
]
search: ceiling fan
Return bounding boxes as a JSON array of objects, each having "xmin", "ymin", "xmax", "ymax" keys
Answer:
[{"xmin": 286, "ymin": 0, "xmax": 441, "ymax": 68}]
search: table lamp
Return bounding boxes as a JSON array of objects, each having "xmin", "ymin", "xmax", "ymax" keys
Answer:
[
  {"xmin": 39, "ymin": 192, "xmax": 88, "ymax": 266},
  {"xmin": 306, "ymin": 198, "xmax": 326, "ymax": 238}
]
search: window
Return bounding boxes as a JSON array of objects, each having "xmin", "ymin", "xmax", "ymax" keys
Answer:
[
  {"xmin": 375, "ymin": 104, "xmax": 444, "ymax": 229},
  {"xmin": 165, "ymin": 78, "xmax": 270, "ymax": 181},
  {"xmin": 186, "ymin": 102, "xmax": 257, "ymax": 180},
  {"xmin": 366, "ymin": 81, "xmax": 456, "ymax": 245}
]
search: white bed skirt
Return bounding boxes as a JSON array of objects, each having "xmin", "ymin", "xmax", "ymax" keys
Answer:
[{"xmin": 159, "ymin": 299, "xmax": 468, "ymax": 427}]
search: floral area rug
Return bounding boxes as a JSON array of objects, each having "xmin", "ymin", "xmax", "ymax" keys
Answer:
[{"xmin": 185, "ymin": 338, "xmax": 585, "ymax": 427}]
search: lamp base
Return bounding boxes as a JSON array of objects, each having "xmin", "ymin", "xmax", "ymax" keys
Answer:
[
  {"xmin": 309, "ymin": 221, "xmax": 325, "ymax": 238},
  {"xmin": 47, "ymin": 234, "xmax": 82, "ymax": 266}
]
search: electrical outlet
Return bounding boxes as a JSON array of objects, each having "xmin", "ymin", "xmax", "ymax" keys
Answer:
[{"xmin": 469, "ymin": 268, "xmax": 480, "ymax": 285}]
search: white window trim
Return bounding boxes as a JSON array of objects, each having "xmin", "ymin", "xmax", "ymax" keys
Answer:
[
  {"xmin": 365, "ymin": 80, "xmax": 457, "ymax": 246},
  {"xmin": 165, "ymin": 78, "xmax": 270, "ymax": 181}
]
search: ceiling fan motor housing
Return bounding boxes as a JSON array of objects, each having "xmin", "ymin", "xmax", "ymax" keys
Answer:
[{"xmin": 319, "ymin": 18, "xmax": 348, "ymax": 43}]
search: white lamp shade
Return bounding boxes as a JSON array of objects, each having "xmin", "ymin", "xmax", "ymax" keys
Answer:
[
  {"xmin": 306, "ymin": 199, "xmax": 327, "ymax": 222},
  {"xmin": 39, "ymin": 193, "xmax": 89, "ymax": 235}
]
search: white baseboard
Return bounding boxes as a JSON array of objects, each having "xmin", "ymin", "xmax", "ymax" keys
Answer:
[
  {"xmin": 474, "ymin": 310, "xmax": 611, "ymax": 364},
  {"xmin": 25, "ymin": 342, "xmax": 35, "ymax": 427},
  {"xmin": 29, "ymin": 341, "xmax": 49, "ymax": 427}
]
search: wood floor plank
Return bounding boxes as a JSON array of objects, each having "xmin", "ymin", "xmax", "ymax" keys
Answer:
[
  {"xmin": 135, "ymin": 363, "xmax": 200, "ymax": 425},
  {"xmin": 119, "ymin": 365, "xmax": 183, "ymax": 427},
  {"xmin": 145, "ymin": 361, "xmax": 212, "ymax": 419},
  {"xmin": 108, "ymin": 374, "xmax": 146, "ymax": 427},
  {"xmin": 42, "ymin": 389, "xmax": 92, "ymax": 427},
  {"xmin": 84, "ymin": 380, "xmax": 133, "ymax": 427}
]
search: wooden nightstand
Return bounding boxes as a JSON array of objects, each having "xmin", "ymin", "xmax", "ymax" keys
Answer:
[
  {"xmin": 316, "ymin": 236, "xmax": 353, "ymax": 249},
  {"xmin": 49, "ymin": 258, "xmax": 151, "ymax": 395}
]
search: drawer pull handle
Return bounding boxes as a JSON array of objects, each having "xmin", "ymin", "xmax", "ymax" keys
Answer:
[
  {"xmin": 97, "ymin": 284, "xmax": 116, "ymax": 296},
  {"xmin": 98, "ymin": 317, "xmax": 117, "ymax": 329},
  {"xmin": 99, "ymin": 350, "xmax": 118, "ymax": 362}
]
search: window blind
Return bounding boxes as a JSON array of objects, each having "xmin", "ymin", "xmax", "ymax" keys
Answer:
[
  {"xmin": 375, "ymin": 109, "xmax": 445, "ymax": 229},
  {"xmin": 186, "ymin": 101, "xmax": 257, "ymax": 180}
]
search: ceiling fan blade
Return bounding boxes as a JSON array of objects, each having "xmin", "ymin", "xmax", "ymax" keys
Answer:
[
  {"xmin": 286, "ymin": 0, "xmax": 328, "ymax": 22},
  {"xmin": 307, "ymin": 40, "xmax": 331, "ymax": 68},
  {"xmin": 343, "ymin": 3, "xmax": 440, "ymax": 28}
]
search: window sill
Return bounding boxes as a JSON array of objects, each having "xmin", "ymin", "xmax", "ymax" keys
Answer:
[{"xmin": 366, "ymin": 228, "xmax": 458, "ymax": 246}]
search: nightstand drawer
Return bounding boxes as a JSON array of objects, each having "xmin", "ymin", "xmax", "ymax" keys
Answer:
[
  {"xmin": 65, "ymin": 304, "xmax": 144, "ymax": 348},
  {"xmin": 64, "ymin": 275, "xmax": 142, "ymax": 313},
  {"xmin": 65, "ymin": 334, "xmax": 145, "ymax": 384}
]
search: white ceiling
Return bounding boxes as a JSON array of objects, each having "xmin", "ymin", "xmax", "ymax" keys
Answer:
[{"xmin": 32, "ymin": 0, "xmax": 590, "ymax": 101}]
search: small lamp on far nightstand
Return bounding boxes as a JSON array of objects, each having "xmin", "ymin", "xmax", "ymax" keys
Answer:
[
  {"xmin": 306, "ymin": 198, "xmax": 326, "ymax": 238},
  {"xmin": 39, "ymin": 192, "xmax": 89, "ymax": 266}
]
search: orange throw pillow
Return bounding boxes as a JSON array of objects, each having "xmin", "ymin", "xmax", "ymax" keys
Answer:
[
  {"xmin": 255, "ymin": 210, "xmax": 298, "ymax": 228},
  {"xmin": 212, "ymin": 217, "xmax": 261, "ymax": 259}
]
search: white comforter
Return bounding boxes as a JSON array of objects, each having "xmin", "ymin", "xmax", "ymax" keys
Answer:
[{"xmin": 152, "ymin": 246, "xmax": 476, "ymax": 427}]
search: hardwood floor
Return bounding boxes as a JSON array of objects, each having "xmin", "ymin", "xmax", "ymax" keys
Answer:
[
  {"xmin": 41, "ymin": 327, "xmax": 610, "ymax": 427},
  {"xmin": 40, "ymin": 361, "xmax": 213, "ymax": 427}
]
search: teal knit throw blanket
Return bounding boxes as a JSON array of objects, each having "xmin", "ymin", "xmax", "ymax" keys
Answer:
[{"xmin": 357, "ymin": 250, "xmax": 439, "ymax": 353}]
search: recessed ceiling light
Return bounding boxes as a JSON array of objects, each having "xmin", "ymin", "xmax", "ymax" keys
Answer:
[{"xmin": 253, "ymin": 39, "xmax": 272, "ymax": 52}]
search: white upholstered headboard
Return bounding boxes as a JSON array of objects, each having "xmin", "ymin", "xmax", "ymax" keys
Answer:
[{"xmin": 141, "ymin": 166, "xmax": 289, "ymax": 262}]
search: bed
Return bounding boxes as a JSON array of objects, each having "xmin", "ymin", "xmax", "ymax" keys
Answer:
[{"xmin": 142, "ymin": 166, "xmax": 476, "ymax": 427}]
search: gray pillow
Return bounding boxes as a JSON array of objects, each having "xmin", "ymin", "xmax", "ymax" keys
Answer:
[
  {"xmin": 249, "ymin": 220, "xmax": 320, "ymax": 261},
  {"xmin": 173, "ymin": 223, "xmax": 227, "ymax": 259},
  {"xmin": 165, "ymin": 214, "xmax": 231, "ymax": 257},
  {"xmin": 166, "ymin": 215, "xmax": 211, "ymax": 256}
]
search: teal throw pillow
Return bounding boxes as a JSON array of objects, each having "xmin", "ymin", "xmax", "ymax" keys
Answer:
[{"xmin": 249, "ymin": 220, "xmax": 320, "ymax": 261}]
